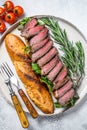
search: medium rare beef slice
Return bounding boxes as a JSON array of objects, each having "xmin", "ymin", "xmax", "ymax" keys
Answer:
[
  {"xmin": 21, "ymin": 18, "xmax": 38, "ymax": 38},
  {"xmin": 54, "ymin": 66, "xmax": 67, "ymax": 84},
  {"xmin": 58, "ymin": 88, "xmax": 75, "ymax": 106},
  {"xmin": 30, "ymin": 28, "xmax": 48, "ymax": 45},
  {"xmin": 37, "ymin": 47, "xmax": 58, "ymax": 67},
  {"xmin": 47, "ymin": 60, "xmax": 63, "ymax": 82},
  {"xmin": 54, "ymin": 80, "xmax": 73, "ymax": 98},
  {"xmin": 32, "ymin": 40, "xmax": 53, "ymax": 62},
  {"xmin": 25, "ymin": 25, "xmax": 45, "ymax": 38},
  {"xmin": 52, "ymin": 76, "xmax": 70, "ymax": 91},
  {"xmin": 41, "ymin": 55, "xmax": 58, "ymax": 75},
  {"xmin": 31, "ymin": 37, "xmax": 49, "ymax": 53}
]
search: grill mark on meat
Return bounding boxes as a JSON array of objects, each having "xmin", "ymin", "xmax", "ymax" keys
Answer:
[
  {"xmin": 54, "ymin": 80, "xmax": 73, "ymax": 98},
  {"xmin": 54, "ymin": 66, "xmax": 67, "ymax": 84},
  {"xmin": 30, "ymin": 28, "xmax": 48, "ymax": 45},
  {"xmin": 58, "ymin": 88, "xmax": 75, "ymax": 106},
  {"xmin": 37, "ymin": 47, "xmax": 58, "ymax": 67},
  {"xmin": 47, "ymin": 60, "xmax": 63, "ymax": 82},
  {"xmin": 31, "ymin": 37, "xmax": 49, "ymax": 53},
  {"xmin": 32, "ymin": 40, "xmax": 53, "ymax": 62},
  {"xmin": 25, "ymin": 25, "xmax": 45, "ymax": 38},
  {"xmin": 21, "ymin": 18, "xmax": 38, "ymax": 38},
  {"xmin": 52, "ymin": 76, "xmax": 70, "ymax": 91},
  {"xmin": 41, "ymin": 55, "xmax": 58, "ymax": 76}
]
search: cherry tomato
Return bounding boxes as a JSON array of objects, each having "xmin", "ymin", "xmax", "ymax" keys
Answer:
[
  {"xmin": 0, "ymin": 20, "xmax": 6, "ymax": 33},
  {"xmin": 13, "ymin": 6, "xmax": 24, "ymax": 17},
  {"xmin": 5, "ymin": 12, "xmax": 16, "ymax": 24},
  {"xmin": 0, "ymin": 7, "xmax": 6, "ymax": 19},
  {"xmin": 4, "ymin": 1, "xmax": 14, "ymax": 11}
]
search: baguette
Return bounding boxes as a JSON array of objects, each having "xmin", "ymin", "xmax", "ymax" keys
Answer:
[
  {"xmin": 5, "ymin": 33, "xmax": 29, "ymax": 62},
  {"xmin": 5, "ymin": 33, "xmax": 54, "ymax": 114}
]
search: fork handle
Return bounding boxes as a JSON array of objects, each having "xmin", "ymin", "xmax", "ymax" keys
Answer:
[
  {"xmin": 18, "ymin": 89, "xmax": 39, "ymax": 118},
  {"xmin": 11, "ymin": 94, "xmax": 29, "ymax": 128}
]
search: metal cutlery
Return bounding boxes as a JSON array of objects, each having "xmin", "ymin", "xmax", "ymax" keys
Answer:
[
  {"xmin": 1, "ymin": 62, "xmax": 38, "ymax": 118},
  {"xmin": 0, "ymin": 63, "xmax": 29, "ymax": 128}
]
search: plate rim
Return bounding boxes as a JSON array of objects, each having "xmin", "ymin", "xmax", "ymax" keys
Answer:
[{"xmin": 0, "ymin": 15, "xmax": 87, "ymax": 117}]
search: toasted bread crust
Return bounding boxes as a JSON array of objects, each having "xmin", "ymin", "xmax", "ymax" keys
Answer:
[
  {"xmin": 14, "ymin": 61, "xmax": 54, "ymax": 113},
  {"xmin": 5, "ymin": 34, "xmax": 29, "ymax": 62},
  {"xmin": 5, "ymin": 33, "xmax": 54, "ymax": 114}
]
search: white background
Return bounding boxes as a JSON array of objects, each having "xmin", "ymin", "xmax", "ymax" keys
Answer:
[{"xmin": 0, "ymin": 0, "xmax": 87, "ymax": 130}]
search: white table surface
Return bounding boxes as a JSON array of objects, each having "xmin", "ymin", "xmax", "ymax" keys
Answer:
[{"xmin": 0, "ymin": 0, "xmax": 87, "ymax": 130}]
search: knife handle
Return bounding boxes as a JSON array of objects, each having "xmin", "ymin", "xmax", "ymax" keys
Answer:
[
  {"xmin": 18, "ymin": 89, "xmax": 39, "ymax": 118},
  {"xmin": 11, "ymin": 94, "xmax": 29, "ymax": 128}
]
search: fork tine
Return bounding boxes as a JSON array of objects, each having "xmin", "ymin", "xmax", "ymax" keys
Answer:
[
  {"xmin": 0, "ymin": 66, "xmax": 8, "ymax": 80},
  {"xmin": 2, "ymin": 62, "xmax": 14, "ymax": 78},
  {"xmin": 5, "ymin": 62, "xmax": 14, "ymax": 76}
]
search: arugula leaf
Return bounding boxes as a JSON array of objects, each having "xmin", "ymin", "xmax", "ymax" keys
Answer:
[
  {"xmin": 70, "ymin": 98, "xmax": 75, "ymax": 106},
  {"xmin": 20, "ymin": 17, "xmax": 30, "ymax": 26},
  {"xmin": 24, "ymin": 46, "xmax": 30, "ymax": 54},
  {"xmin": 40, "ymin": 76, "xmax": 53, "ymax": 92},
  {"xmin": 31, "ymin": 63, "xmax": 41, "ymax": 74},
  {"xmin": 18, "ymin": 24, "xmax": 24, "ymax": 30},
  {"xmin": 54, "ymin": 102, "xmax": 63, "ymax": 108},
  {"xmin": 54, "ymin": 102, "xmax": 67, "ymax": 108}
]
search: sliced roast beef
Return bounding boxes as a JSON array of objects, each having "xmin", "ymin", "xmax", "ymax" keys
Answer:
[
  {"xmin": 31, "ymin": 37, "xmax": 49, "ymax": 53},
  {"xmin": 25, "ymin": 25, "xmax": 45, "ymax": 38},
  {"xmin": 41, "ymin": 55, "xmax": 58, "ymax": 75},
  {"xmin": 32, "ymin": 40, "xmax": 53, "ymax": 62},
  {"xmin": 54, "ymin": 80, "xmax": 73, "ymax": 98},
  {"xmin": 58, "ymin": 88, "xmax": 75, "ymax": 106},
  {"xmin": 54, "ymin": 66, "xmax": 67, "ymax": 84},
  {"xmin": 37, "ymin": 47, "xmax": 58, "ymax": 67},
  {"xmin": 47, "ymin": 60, "xmax": 63, "ymax": 82},
  {"xmin": 53, "ymin": 76, "xmax": 70, "ymax": 91},
  {"xmin": 21, "ymin": 18, "xmax": 38, "ymax": 38},
  {"xmin": 30, "ymin": 28, "xmax": 48, "ymax": 45}
]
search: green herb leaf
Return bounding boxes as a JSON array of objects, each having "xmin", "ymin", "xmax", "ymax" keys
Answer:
[
  {"xmin": 38, "ymin": 20, "xmax": 44, "ymax": 25},
  {"xmin": 20, "ymin": 17, "xmax": 30, "ymax": 26},
  {"xmin": 54, "ymin": 102, "xmax": 63, "ymax": 108},
  {"xmin": 31, "ymin": 63, "xmax": 41, "ymax": 74},
  {"xmin": 54, "ymin": 102, "xmax": 67, "ymax": 108},
  {"xmin": 70, "ymin": 98, "xmax": 75, "ymax": 106},
  {"xmin": 24, "ymin": 46, "xmax": 30, "ymax": 54},
  {"xmin": 40, "ymin": 76, "xmax": 53, "ymax": 92},
  {"xmin": 18, "ymin": 24, "xmax": 24, "ymax": 30}
]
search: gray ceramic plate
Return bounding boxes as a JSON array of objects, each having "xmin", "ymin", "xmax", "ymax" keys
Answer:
[{"xmin": 0, "ymin": 15, "xmax": 87, "ymax": 116}]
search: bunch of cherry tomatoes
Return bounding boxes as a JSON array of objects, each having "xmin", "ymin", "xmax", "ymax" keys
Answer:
[{"xmin": 0, "ymin": 0, "xmax": 24, "ymax": 33}]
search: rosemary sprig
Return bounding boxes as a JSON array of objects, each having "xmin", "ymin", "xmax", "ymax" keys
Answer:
[{"xmin": 40, "ymin": 18, "xmax": 85, "ymax": 86}]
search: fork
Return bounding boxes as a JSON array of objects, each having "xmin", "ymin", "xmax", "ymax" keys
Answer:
[
  {"xmin": 0, "ymin": 64, "xmax": 29, "ymax": 128},
  {"xmin": 2, "ymin": 62, "xmax": 38, "ymax": 118}
]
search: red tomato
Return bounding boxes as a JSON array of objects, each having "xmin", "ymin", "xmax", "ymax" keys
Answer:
[
  {"xmin": 13, "ymin": 6, "xmax": 24, "ymax": 17},
  {"xmin": 4, "ymin": 1, "xmax": 14, "ymax": 11},
  {"xmin": 0, "ymin": 7, "xmax": 6, "ymax": 19},
  {"xmin": 0, "ymin": 20, "xmax": 6, "ymax": 33},
  {"xmin": 5, "ymin": 12, "xmax": 16, "ymax": 24}
]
